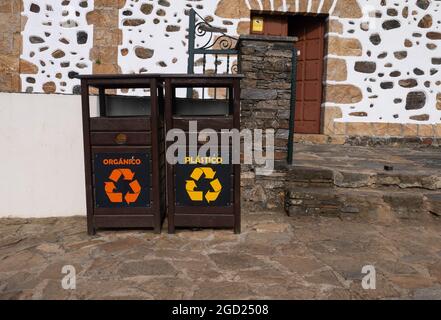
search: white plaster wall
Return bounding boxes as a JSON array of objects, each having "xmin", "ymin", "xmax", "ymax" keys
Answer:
[
  {"xmin": 21, "ymin": 0, "xmax": 94, "ymax": 94},
  {"xmin": 329, "ymin": 0, "xmax": 441, "ymax": 124},
  {"xmin": 0, "ymin": 93, "xmax": 98, "ymax": 217},
  {"xmin": 118, "ymin": 0, "xmax": 244, "ymax": 96}
]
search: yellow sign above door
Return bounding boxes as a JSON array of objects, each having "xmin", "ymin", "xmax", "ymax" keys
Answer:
[{"xmin": 251, "ymin": 16, "xmax": 264, "ymax": 33}]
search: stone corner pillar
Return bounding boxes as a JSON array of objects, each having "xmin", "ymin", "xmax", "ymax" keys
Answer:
[{"xmin": 237, "ymin": 35, "xmax": 297, "ymax": 213}]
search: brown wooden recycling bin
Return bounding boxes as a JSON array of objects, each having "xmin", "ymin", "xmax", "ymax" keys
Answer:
[
  {"xmin": 163, "ymin": 75, "xmax": 242, "ymax": 234},
  {"xmin": 77, "ymin": 75, "xmax": 166, "ymax": 235}
]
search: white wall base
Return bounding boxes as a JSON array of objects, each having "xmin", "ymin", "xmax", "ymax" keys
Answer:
[{"xmin": 0, "ymin": 93, "xmax": 98, "ymax": 218}]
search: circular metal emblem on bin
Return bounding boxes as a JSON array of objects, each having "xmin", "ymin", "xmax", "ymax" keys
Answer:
[{"xmin": 114, "ymin": 133, "xmax": 127, "ymax": 145}]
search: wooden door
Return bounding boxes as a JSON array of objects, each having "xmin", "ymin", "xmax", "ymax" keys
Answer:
[
  {"xmin": 289, "ymin": 16, "xmax": 325, "ymax": 134},
  {"xmin": 250, "ymin": 14, "xmax": 325, "ymax": 134}
]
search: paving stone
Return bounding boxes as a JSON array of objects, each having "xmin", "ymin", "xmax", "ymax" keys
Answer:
[
  {"xmin": 413, "ymin": 287, "xmax": 441, "ymax": 300},
  {"xmin": 1, "ymin": 212, "xmax": 441, "ymax": 299},
  {"xmin": 192, "ymin": 281, "xmax": 254, "ymax": 299},
  {"xmin": 119, "ymin": 260, "xmax": 177, "ymax": 277},
  {"xmin": 208, "ymin": 253, "xmax": 268, "ymax": 270},
  {"xmin": 388, "ymin": 275, "xmax": 435, "ymax": 289}
]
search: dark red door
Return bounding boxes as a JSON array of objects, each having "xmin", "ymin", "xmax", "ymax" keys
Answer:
[
  {"xmin": 289, "ymin": 16, "xmax": 325, "ymax": 134},
  {"xmin": 250, "ymin": 14, "xmax": 325, "ymax": 134}
]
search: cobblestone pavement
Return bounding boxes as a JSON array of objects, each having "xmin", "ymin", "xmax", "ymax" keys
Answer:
[{"xmin": 1, "ymin": 213, "xmax": 441, "ymax": 299}]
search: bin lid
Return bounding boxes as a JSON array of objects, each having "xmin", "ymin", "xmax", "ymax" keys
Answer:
[{"xmin": 74, "ymin": 74, "xmax": 244, "ymax": 80}]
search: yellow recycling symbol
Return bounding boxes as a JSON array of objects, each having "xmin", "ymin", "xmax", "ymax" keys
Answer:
[{"xmin": 185, "ymin": 167, "xmax": 222, "ymax": 203}]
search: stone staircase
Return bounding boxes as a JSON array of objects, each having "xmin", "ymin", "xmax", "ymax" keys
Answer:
[{"xmin": 285, "ymin": 165, "xmax": 441, "ymax": 221}]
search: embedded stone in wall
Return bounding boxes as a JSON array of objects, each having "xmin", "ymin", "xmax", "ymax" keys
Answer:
[
  {"xmin": 214, "ymin": 0, "xmax": 248, "ymax": 19},
  {"xmin": 325, "ymin": 84, "xmax": 363, "ymax": 104},
  {"xmin": 394, "ymin": 51, "xmax": 407, "ymax": 60},
  {"xmin": 333, "ymin": 0, "xmax": 362, "ymax": 18},
  {"xmin": 140, "ymin": 3, "xmax": 153, "ymax": 15},
  {"xmin": 399, "ymin": 79, "xmax": 418, "ymax": 88},
  {"xmin": 328, "ymin": 37, "xmax": 362, "ymax": 56},
  {"xmin": 382, "ymin": 20, "xmax": 401, "ymax": 30},
  {"xmin": 166, "ymin": 25, "xmax": 181, "ymax": 32},
  {"xmin": 405, "ymin": 91, "xmax": 426, "ymax": 110},
  {"xmin": 410, "ymin": 114, "xmax": 430, "ymax": 121},
  {"xmin": 327, "ymin": 58, "xmax": 347, "ymax": 81},
  {"xmin": 380, "ymin": 82, "xmax": 394, "ymax": 89},
  {"xmin": 427, "ymin": 32, "xmax": 441, "ymax": 40},
  {"xmin": 42, "ymin": 81, "xmax": 56, "ymax": 94},
  {"xmin": 77, "ymin": 31, "xmax": 88, "ymax": 45},
  {"xmin": 416, "ymin": 0, "xmax": 431, "ymax": 10},
  {"xmin": 19, "ymin": 59, "xmax": 38, "ymax": 74},
  {"xmin": 237, "ymin": 21, "xmax": 250, "ymax": 35},
  {"xmin": 418, "ymin": 14, "xmax": 432, "ymax": 28},
  {"xmin": 349, "ymin": 112, "xmax": 368, "ymax": 117},
  {"xmin": 135, "ymin": 47, "xmax": 154, "ymax": 59},
  {"xmin": 323, "ymin": 106, "xmax": 343, "ymax": 135},
  {"xmin": 123, "ymin": 19, "xmax": 145, "ymax": 26},
  {"xmin": 414, "ymin": 68, "xmax": 424, "ymax": 75},
  {"xmin": 369, "ymin": 33, "xmax": 381, "ymax": 45},
  {"xmin": 329, "ymin": 20, "xmax": 343, "ymax": 34},
  {"xmin": 354, "ymin": 61, "xmax": 376, "ymax": 74}
]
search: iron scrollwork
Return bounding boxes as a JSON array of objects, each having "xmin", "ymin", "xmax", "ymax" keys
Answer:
[
  {"xmin": 187, "ymin": 9, "xmax": 239, "ymax": 98},
  {"xmin": 194, "ymin": 17, "xmax": 237, "ymax": 51}
]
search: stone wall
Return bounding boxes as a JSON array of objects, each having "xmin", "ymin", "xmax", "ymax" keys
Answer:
[
  {"xmin": 2, "ymin": 0, "xmax": 441, "ymax": 139},
  {"xmin": 21, "ymin": 0, "xmax": 95, "ymax": 94},
  {"xmin": 0, "ymin": 0, "xmax": 22, "ymax": 92},
  {"xmin": 239, "ymin": 36, "xmax": 294, "ymax": 212},
  {"xmin": 87, "ymin": 0, "xmax": 124, "ymax": 75},
  {"xmin": 214, "ymin": 0, "xmax": 441, "ymax": 137}
]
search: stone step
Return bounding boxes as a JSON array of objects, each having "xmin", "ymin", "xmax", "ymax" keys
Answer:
[
  {"xmin": 288, "ymin": 165, "xmax": 441, "ymax": 191},
  {"xmin": 285, "ymin": 185, "xmax": 441, "ymax": 221}
]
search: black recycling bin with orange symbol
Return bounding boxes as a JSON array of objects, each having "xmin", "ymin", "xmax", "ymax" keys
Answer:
[
  {"xmin": 163, "ymin": 75, "xmax": 242, "ymax": 234},
  {"xmin": 77, "ymin": 74, "xmax": 165, "ymax": 235}
]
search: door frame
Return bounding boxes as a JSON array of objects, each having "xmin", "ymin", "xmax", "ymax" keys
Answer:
[{"xmin": 249, "ymin": 11, "xmax": 329, "ymax": 135}]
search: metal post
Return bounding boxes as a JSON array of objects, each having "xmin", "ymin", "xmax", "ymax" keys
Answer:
[
  {"xmin": 186, "ymin": 9, "xmax": 196, "ymax": 98},
  {"xmin": 287, "ymin": 47, "xmax": 297, "ymax": 165},
  {"xmin": 98, "ymin": 87, "xmax": 106, "ymax": 117}
]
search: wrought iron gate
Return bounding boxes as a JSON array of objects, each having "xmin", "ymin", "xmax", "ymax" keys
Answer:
[{"xmin": 186, "ymin": 9, "xmax": 239, "ymax": 98}]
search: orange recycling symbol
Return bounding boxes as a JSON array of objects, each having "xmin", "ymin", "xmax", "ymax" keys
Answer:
[
  {"xmin": 104, "ymin": 168, "xmax": 141, "ymax": 204},
  {"xmin": 186, "ymin": 167, "xmax": 222, "ymax": 203}
]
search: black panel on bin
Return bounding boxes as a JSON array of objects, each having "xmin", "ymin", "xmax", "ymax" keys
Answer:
[
  {"xmin": 175, "ymin": 163, "xmax": 232, "ymax": 207},
  {"xmin": 94, "ymin": 152, "xmax": 151, "ymax": 208}
]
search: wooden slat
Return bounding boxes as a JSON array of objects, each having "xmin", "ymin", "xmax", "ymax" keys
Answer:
[
  {"xmin": 94, "ymin": 207, "xmax": 154, "ymax": 215},
  {"xmin": 168, "ymin": 133, "xmax": 237, "ymax": 147},
  {"xmin": 174, "ymin": 206, "xmax": 234, "ymax": 214},
  {"xmin": 91, "ymin": 160, "xmax": 152, "ymax": 172},
  {"xmin": 90, "ymin": 117, "xmax": 151, "ymax": 131},
  {"xmin": 91, "ymin": 146, "xmax": 152, "ymax": 153},
  {"xmin": 172, "ymin": 116, "xmax": 234, "ymax": 130},
  {"xmin": 90, "ymin": 132, "xmax": 151, "ymax": 146},
  {"xmin": 94, "ymin": 215, "xmax": 155, "ymax": 228},
  {"xmin": 86, "ymin": 78, "xmax": 156, "ymax": 88},
  {"xmin": 168, "ymin": 78, "xmax": 237, "ymax": 87},
  {"xmin": 174, "ymin": 214, "xmax": 234, "ymax": 228}
]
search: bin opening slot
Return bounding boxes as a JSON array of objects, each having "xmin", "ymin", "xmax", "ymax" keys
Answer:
[
  {"xmin": 174, "ymin": 98, "xmax": 230, "ymax": 116},
  {"xmin": 105, "ymin": 95, "xmax": 152, "ymax": 117},
  {"xmin": 97, "ymin": 88, "xmax": 153, "ymax": 117}
]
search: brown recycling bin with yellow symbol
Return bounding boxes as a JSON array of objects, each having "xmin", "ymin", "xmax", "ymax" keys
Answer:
[{"xmin": 163, "ymin": 75, "xmax": 242, "ymax": 234}]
